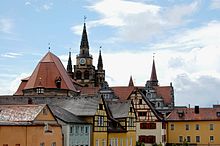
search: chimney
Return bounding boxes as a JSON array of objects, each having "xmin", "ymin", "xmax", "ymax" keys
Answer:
[{"xmin": 195, "ymin": 106, "xmax": 199, "ymax": 114}]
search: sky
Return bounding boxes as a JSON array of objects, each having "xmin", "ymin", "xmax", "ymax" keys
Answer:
[{"xmin": 1, "ymin": 0, "xmax": 220, "ymax": 107}]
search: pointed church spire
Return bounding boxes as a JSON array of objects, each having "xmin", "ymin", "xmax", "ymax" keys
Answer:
[
  {"xmin": 97, "ymin": 49, "xmax": 103, "ymax": 70},
  {"xmin": 67, "ymin": 49, "xmax": 72, "ymax": 73},
  {"xmin": 80, "ymin": 21, "xmax": 89, "ymax": 56},
  {"xmin": 128, "ymin": 76, "xmax": 134, "ymax": 87},
  {"xmin": 150, "ymin": 56, "xmax": 158, "ymax": 86}
]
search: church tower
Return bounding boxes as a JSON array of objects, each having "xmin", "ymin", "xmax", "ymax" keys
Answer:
[
  {"xmin": 95, "ymin": 50, "xmax": 105, "ymax": 87},
  {"xmin": 72, "ymin": 22, "xmax": 105, "ymax": 87},
  {"xmin": 73, "ymin": 22, "xmax": 95, "ymax": 87}
]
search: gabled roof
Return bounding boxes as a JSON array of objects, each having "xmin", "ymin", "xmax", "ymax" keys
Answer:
[
  {"xmin": 107, "ymin": 100, "xmax": 131, "ymax": 119},
  {"xmin": 0, "ymin": 104, "xmax": 45, "ymax": 125},
  {"xmin": 15, "ymin": 52, "xmax": 77, "ymax": 95},
  {"xmin": 155, "ymin": 86, "xmax": 173, "ymax": 105},
  {"xmin": 111, "ymin": 86, "xmax": 135, "ymax": 101},
  {"xmin": 49, "ymin": 105, "xmax": 87, "ymax": 124},
  {"xmin": 167, "ymin": 107, "xmax": 220, "ymax": 121},
  {"xmin": 55, "ymin": 96, "xmax": 101, "ymax": 116}
]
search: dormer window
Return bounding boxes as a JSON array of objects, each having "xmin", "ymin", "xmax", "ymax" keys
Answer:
[
  {"xmin": 55, "ymin": 76, "xmax": 62, "ymax": 88},
  {"xmin": 36, "ymin": 87, "xmax": 44, "ymax": 94}
]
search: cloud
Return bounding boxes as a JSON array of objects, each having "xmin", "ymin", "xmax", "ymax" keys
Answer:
[
  {"xmin": 25, "ymin": 1, "xmax": 53, "ymax": 11},
  {"xmin": 210, "ymin": 0, "xmax": 220, "ymax": 9},
  {"xmin": 174, "ymin": 74, "xmax": 220, "ymax": 107},
  {"xmin": 72, "ymin": 0, "xmax": 199, "ymax": 43},
  {"xmin": 1, "ymin": 52, "xmax": 22, "ymax": 58},
  {"xmin": 0, "ymin": 18, "xmax": 13, "ymax": 33}
]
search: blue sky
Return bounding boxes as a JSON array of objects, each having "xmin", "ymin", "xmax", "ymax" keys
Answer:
[{"xmin": 1, "ymin": 0, "xmax": 220, "ymax": 107}]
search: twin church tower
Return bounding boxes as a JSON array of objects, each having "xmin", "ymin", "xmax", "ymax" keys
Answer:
[{"xmin": 67, "ymin": 22, "xmax": 105, "ymax": 87}]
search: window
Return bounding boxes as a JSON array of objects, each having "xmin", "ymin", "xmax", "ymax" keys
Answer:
[
  {"xmin": 138, "ymin": 112, "xmax": 147, "ymax": 116},
  {"xmin": 186, "ymin": 136, "xmax": 190, "ymax": 142},
  {"xmin": 85, "ymin": 126, "xmax": 88, "ymax": 134},
  {"xmin": 36, "ymin": 88, "xmax": 44, "ymax": 94},
  {"xmin": 130, "ymin": 137, "xmax": 132, "ymax": 146},
  {"xmin": 102, "ymin": 139, "xmax": 106, "ymax": 146},
  {"xmin": 110, "ymin": 138, "xmax": 114, "ymax": 146},
  {"xmin": 40, "ymin": 143, "xmax": 45, "ymax": 146},
  {"xmin": 115, "ymin": 138, "xmax": 118, "ymax": 146},
  {"xmin": 76, "ymin": 71, "xmax": 82, "ymax": 79},
  {"xmin": 196, "ymin": 136, "xmax": 200, "ymax": 142},
  {"xmin": 75, "ymin": 126, "xmax": 79, "ymax": 134},
  {"xmin": 171, "ymin": 124, "xmax": 174, "ymax": 130},
  {"xmin": 138, "ymin": 135, "xmax": 156, "ymax": 144},
  {"xmin": 96, "ymin": 139, "xmax": 99, "ymax": 146},
  {"xmin": 195, "ymin": 124, "xmax": 200, "ymax": 130},
  {"xmin": 216, "ymin": 112, "xmax": 220, "ymax": 117},
  {"xmin": 99, "ymin": 104, "xmax": 103, "ymax": 110},
  {"xmin": 51, "ymin": 142, "xmax": 56, "ymax": 146},
  {"xmin": 120, "ymin": 138, "xmax": 123, "ymax": 146},
  {"xmin": 15, "ymin": 144, "xmax": 20, "ymax": 146},
  {"xmin": 98, "ymin": 116, "xmax": 104, "ymax": 126},
  {"xmin": 139, "ymin": 99, "xmax": 142, "ymax": 104},
  {"xmin": 84, "ymin": 70, "xmax": 89, "ymax": 79},
  {"xmin": 186, "ymin": 124, "xmax": 189, "ymax": 130},
  {"xmin": 210, "ymin": 124, "xmax": 214, "ymax": 130},
  {"xmin": 42, "ymin": 108, "xmax": 47, "ymax": 115},
  {"xmin": 70, "ymin": 126, "xmax": 73, "ymax": 133},
  {"xmin": 3, "ymin": 144, "xmax": 8, "ymax": 146},
  {"xmin": 128, "ymin": 118, "xmax": 134, "ymax": 127},
  {"xmin": 81, "ymin": 126, "xmax": 84, "ymax": 133},
  {"xmin": 179, "ymin": 136, "xmax": 183, "ymax": 143},
  {"xmin": 162, "ymin": 135, "xmax": 166, "ymax": 142},
  {"xmin": 210, "ymin": 136, "xmax": 214, "ymax": 142},
  {"xmin": 140, "ymin": 123, "xmax": 156, "ymax": 129}
]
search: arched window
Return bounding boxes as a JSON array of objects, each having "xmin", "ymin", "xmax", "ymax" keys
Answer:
[
  {"xmin": 76, "ymin": 71, "xmax": 82, "ymax": 79},
  {"xmin": 84, "ymin": 70, "xmax": 89, "ymax": 79}
]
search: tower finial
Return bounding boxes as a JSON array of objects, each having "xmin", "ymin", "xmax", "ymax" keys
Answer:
[
  {"xmin": 97, "ymin": 47, "xmax": 103, "ymax": 70},
  {"xmin": 128, "ymin": 75, "xmax": 134, "ymax": 87},
  {"xmin": 67, "ymin": 48, "xmax": 73, "ymax": 73},
  {"xmin": 48, "ymin": 43, "xmax": 51, "ymax": 52},
  {"xmin": 84, "ymin": 16, "xmax": 87, "ymax": 23}
]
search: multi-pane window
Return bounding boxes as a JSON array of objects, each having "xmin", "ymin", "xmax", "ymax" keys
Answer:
[
  {"xmin": 179, "ymin": 136, "xmax": 183, "ymax": 143},
  {"xmin": 36, "ymin": 88, "xmax": 44, "ymax": 94},
  {"xmin": 186, "ymin": 136, "xmax": 191, "ymax": 142},
  {"xmin": 120, "ymin": 138, "xmax": 123, "ymax": 146},
  {"xmin": 139, "ymin": 99, "xmax": 142, "ymax": 104},
  {"xmin": 139, "ymin": 135, "xmax": 156, "ymax": 144},
  {"xmin": 99, "ymin": 104, "xmax": 103, "ymax": 110},
  {"xmin": 138, "ymin": 112, "xmax": 147, "ymax": 116},
  {"xmin": 98, "ymin": 116, "xmax": 104, "ymax": 126},
  {"xmin": 195, "ymin": 124, "xmax": 200, "ymax": 130},
  {"xmin": 140, "ymin": 123, "xmax": 156, "ymax": 129},
  {"xmin": 186, "ymin": 124, "xmax": 189, "ymax": 130},
  {"xmin": 210, "ymin": 124, "xmax": 214, "ymax": 130},
  {"xmin": 102, "ymin": 139, "xmax": 106, "ymax": 146},
  {"xmin": 40, "ymin": 143, "xmax": 45, "ymax": 146},
  {"xmin": 70, "ymin": 126, "xmax": 73, "ymax": 133},
  {"xmin": 115, "ymin": 138, "xmax": 118, "ymax": 146},
  {"xmin": 75, "ymin": 126, "xmax": 79, "ymax": 134},
  {"xmin": 15, "ymin": 144, "xmax": 20, "ymax": 146},
  {"xmin": 3, "ymin": 144, "xmax": 8, "ymax": 146},
  {"xmin": 128, "ymin": 118, "xmax": 134, "ymax": 127},
  {"xmin": 196, "ymin": 136, "xmax": 200, "ymax": 142},
  {"xmin": 210, "ymin": 136, "xmax": 214, "ymax": 142},
  {"xmin": 162, "ymin": 122, "xmax": 166, "ymax": 129},
  {"xmin": 162, "ymin": 135, "xmax": 166, "ymax": 142},
  {"xmin": 171, "ymin": 124, "xmax": 174, "ymax": 130},
  {"xmin": 96, "ymin": 139, "xmax": 99, "ymax": 146},
  {"xmin": 51, "ymin": 142, "xmax": 56, "ymax": 146}
]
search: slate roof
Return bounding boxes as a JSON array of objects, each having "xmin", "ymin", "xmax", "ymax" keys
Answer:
[
  {"xmin": 167, "ymin": 107, "xmax": 220, "ymax": 121},
  {"xmin": 0, "ymin": 104, "xmax": 45, "ymax": 125},
  {"xmin": 107, "ymin": 100, "xmax": 131, "ymax": 118},
  {"xmin": 55, "ymin": 96, "xmax": 100, "ymax": 116},
  {"xmin": 14, "ymin": 52, "xmax": 77, "ymax": 95},
  {"xmin": 49, "ymin": 105, "xmax": 87, "ymax": 124}
]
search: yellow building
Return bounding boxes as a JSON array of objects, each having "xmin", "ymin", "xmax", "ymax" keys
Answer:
[
  {"xmin": 0, "ymin": 104, "xmax": 62, "ymax": 146},
  {"xmin": 167, "ymin": 106, "xmax": 220, "ymax": 145}
]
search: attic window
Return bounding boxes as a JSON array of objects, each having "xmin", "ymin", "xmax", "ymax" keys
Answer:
[
  {"xmin": 99, "ymin": 104, "xmax": 103, "ymax": 110},
  {"xmin": 55, "ymin": 77, "xmax": 62, "ymax": 88},
  {"xmin": 130, "ymin": 107, "xmax": 132, "ymax": 112},
  {"xmin": 177, "ymin": 111, "xmax": 184, "ymax": 117},
  {"xmin": 36, "ymin": 88, "xmax": 44, "ymax": 94}
]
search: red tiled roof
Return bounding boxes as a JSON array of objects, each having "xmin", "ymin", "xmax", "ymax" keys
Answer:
[
  {"xmin": 80, "ymin": 87, "xmax": 100, "ymax": 96},
  {"xmin": 14, "ymin": 80, "xmax": 28, "ymax": 95},
  {"xmin": 22, "ymin": 52, "xmax": 77, "ymax": 92},
  {"xmin": 111, "ymin": 86, "xmax": 135, "ymax": 100},
  {"xmin": 155, "ymin": 86, "xmax": 173, "ymax": 105},
  {"xmin": 167, "ymin": 107, "xmax": 220, "ymax": 121}
]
